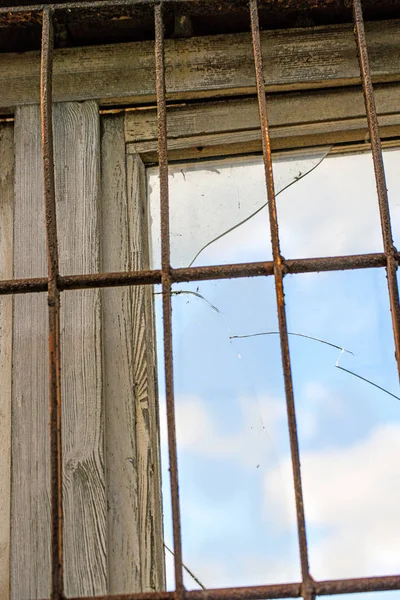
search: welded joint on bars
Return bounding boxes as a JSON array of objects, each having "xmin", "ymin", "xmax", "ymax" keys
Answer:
[
  {"xmin": 301, "ymin": 576, "xmax": 316, "ymax": 600},
  {"xmin": 388, "ymin": 244, "xmax": 399, "ymax": 264},
  {"xmin": 278, "ymin": 259, "xmax": 288, "ymax": 276}
]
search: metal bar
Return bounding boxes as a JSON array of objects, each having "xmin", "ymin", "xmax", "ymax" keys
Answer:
[
  {"xmin": 0, "ymin": 277, "xmax": 49, "ymax": 295},
  {"xmin": 40, "ymin": 8, "xmax": 64, "ymax": 599},
  {"xmin": 353, "ymin": 0, "xmax": 400, "ymax": 378},
  {"xmin": 61, "ymin": 270, "xmax": 162, "ymax": 290},
  {"xmin": 0, "ymin": 252, "xmax": 394, "ymax": 296},
  {"xmin": 155, "ymin": 2, "xmax": 185, "ymax": 597},
  {"xmin": 45, "ymin": 572, "xmax": 400, "ymax": 600},
  {"xmin": 249, "ymin": 1, "xmax": 313, "ymax": 599},
  {"xmin": 173, "ymin": 252, "xmax": 388, "ymax": 281},
  {"xmin": 0, "ymin": 0, "xmax": 219, "ymax": 13}
]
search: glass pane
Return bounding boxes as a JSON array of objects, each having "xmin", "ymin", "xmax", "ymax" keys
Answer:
[
  {"xmin": 146, "ymin": 147, "xmax": 400, "ymax": 271},
  {"xmin": 149, "ymin": 148, "xmax": 400, "ymax": 591},
  {"xmin": 279, "ymin": 269, "xmax": 400, "ymax": 581},
  {"xmin": 276, "ymin": 151, "xmax": 386, "ymax": 259},
  {"xmin": 156, "ymin": 278, "xmax": 300, "ymax": 589},
  {"xmin": 147, "ymin": 150, "xmax": 329, "ymax": 269}
]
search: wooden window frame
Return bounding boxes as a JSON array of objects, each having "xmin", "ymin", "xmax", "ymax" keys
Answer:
[
  {"xmin": 0, "ymin": 12, "xmax": 400, "ymax": 599},
  {"xmin": 2, "ymin": 17, "xmax": 400, "ymax": 155}
]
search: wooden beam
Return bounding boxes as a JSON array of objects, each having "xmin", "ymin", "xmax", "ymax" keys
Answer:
[
  {"xmin": 125, "ymin": 84, "xmax": 400, "ymax": 144},
  {"xmin": 124, "ymin": 83, "xmax": 400, "ymax": 161},
  {"xmin": 54, "ymin": 101, "xmax": 107, "ymax": 597},
  {"xmin": 126, "ymin": 152, "xmax": 165, "ymax": 594},
  {"xmin": 101, "ymin": 115, "xmax": 165, "ymax": 593},
  {"xmin": 0, "ymin": 123, "xmax": 13, "ymax": 600},
  {"xmin": 11, "ymin": 105, "xmax": 50, "ymax": 600},
  {"xmin": 1, "ymin": 19, "xmax": 400, "ymax": 110},
  {"xmin": 101, "ymin": 115, "xmax": 142, "ymax": 594},
  {"xmin": 11, "ymin": 103, "xmax": 107, "ymax": 598}
]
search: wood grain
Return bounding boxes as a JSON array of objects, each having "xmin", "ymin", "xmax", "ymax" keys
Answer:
[
  {"xmin": 1, "ymin": 20, "xmax": 400, "ymax": 109},
  {"xmin": 101, "ymin": 115, "xmax": 142, "ymax": 594},
  {"xmin": 125, "ymin": 83, "xmax": 400, "ymax": 160},
  {"xmin": 11, "ymin": 105, "xmax": 51, "ymax": 600},
  {"xmin": 10, "ymin": 104, "xmax": 164, "ymax": 597},
  {"xmin": 101, "ymin": 115, "xmax": 165, "ymax": 593},
  {"xmin": 53, "ymin": 101, "xmax": 107, "ymax": 597},
  {"xmin": 0, "ymin": 123, "xmax": 14, "ymax": 600},
  {"xmin": 126, "ymin": 153, "xmax": 165, "ymax": 593},
  {"xmin": 11, "ymin": 102, "xmax": 107, "ymax": 598}
]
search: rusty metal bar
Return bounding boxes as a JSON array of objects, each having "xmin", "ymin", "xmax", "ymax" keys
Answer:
[
  {"xmin": 0, "ymin": 277, "xmax": 49, "ymax": 295},
  {"xmin": 61, "ymin": 269, "xmax": 162, "ymax": 290},
  {"xmin": 3, "ymin": 2, "xmax": 399, "ymax": 599},
  {"xmin": 0, "ymin": 251, "xmax": 395, "ymax": 296},
  {"xmin": 40, "ymin": 7, "xmax": 64, "ymax": 599},
  {"xmin": 0, "ymin": 0, "xmax": 208, "ymax": 12},
  {"xmin": 353, "ymin": 0, "xmax": 400, "ymax": 378},
  {"xmin": 47, "ymin": 572, "xmax": 400, "ymax": 600},
  {"xmin": 249, "ymin": 1, "xmax": 313, "ymax": 599},
  {"xmin": 155, "ymin": 2, "xmax": 185, "ymax": 597}
]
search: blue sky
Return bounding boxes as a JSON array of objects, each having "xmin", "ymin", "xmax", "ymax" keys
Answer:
[{"xmin": 148, "ymin": 148, "xmax": 400, "ymax": 598}]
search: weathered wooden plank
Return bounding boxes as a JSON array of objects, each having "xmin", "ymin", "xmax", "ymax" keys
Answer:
[
  {"xmin": 53, "ymin": 101, "xmax": 107, "ymax": 597},
  {"xmin": 125, "ymin": 84, "xmax": 400, "ymax": 148},
  {"xmin": 1, "ymin": 20, "xmax": 400, "ymax": 109},
  {"xmin": 126, "ymin": 153, "xmax": 165, "ymax": 593},
  {"xmin": 126, "ymin": 118, "xmax": 400, "ymax": 162},
  {"xmin": 100, "ymin": 115, "xmax": 142, "ymax": 594},
  {"xmin": 124, "ymin": 84, "xmax": 400, "ymax": 160},
  {"xmin": 125, "ymin": 83, "xmax": 400, "ymax": 143},
  {"xmin": 0, "ymin": 123, "xmax": 14, "ymax": 600},
  {"xmin": 101, "ymin": 115, "xmax": 165, "ymax": 593},
  {"xmin": 11, "ymin": 102, "xmax": 106, "ymax": 598},
  {"xmin": 11, "ymin": 105, "xmax": 51, "ymax": 600}
]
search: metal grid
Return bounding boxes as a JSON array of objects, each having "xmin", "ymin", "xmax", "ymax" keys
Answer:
[{"xmin": 1, "ymin": 0, "xmax": 399, "ymax": 598}]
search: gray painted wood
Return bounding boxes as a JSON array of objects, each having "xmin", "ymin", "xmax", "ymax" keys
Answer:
[
  {"xmin": 125, "ymin": 83, "xmax": 400, "ymax": 142},
  {"xmin": 11, "ymin": 102, "xmax": 107, "ymax": 598},
  {"xmin": 101, "ymin": 115, "xmax": 142, "ymax": 594},
  {"xmin": 1, "ymin": 20, "xmax": 400, "ymax": 109},
  {"xmin": 125, "ymin": 83, "xmax": 400, "ymax": 160},
  {"xmin": 12, "ymin": 105, "xmax": 51, "ymax": 600},
  {"xmin": 11, "ymin": 104, "xmax": 164, "ymax": 597},
  {"xmin": 0, "ymin": 123, "xmax": 14, "ymax": 600},
  {"xmin": 101, "ymin": 115, "xmax": 165, "ymax": 593},
  {"xmin": 126, "ymin": 153, "xmax": 165, "ymax": 594},
  {"xmin": 53, "ymin": 101, "xmax": 107, "ymax": 597}
]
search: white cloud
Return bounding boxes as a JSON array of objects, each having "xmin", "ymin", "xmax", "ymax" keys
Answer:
[
  {"xmin": 160, "ymin": 394, "xmax": 287, "ymax": 469},
  {"xmin": 149, "ymin": 149, "xmax": 400, "ymax": 268},
  {"xmin": 265, "ymin": 422, "xmax": 400, "ymax": 579},
  {"xmin": 296, "ymin": 381, "xmax": 347, "ymax": 442}
]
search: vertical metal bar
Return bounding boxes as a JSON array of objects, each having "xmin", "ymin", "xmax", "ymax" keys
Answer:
[
  {"xmin": 40, "ymin": 8, "xmax": 64, "ymax": 599},
  {"xmin": 249, "ymin": 1, "xmax": 314, "ymax": 599},
  {"xmin": 154, "ymin": 3, "xmax": 185, "ymax": 597},
  {"xmin": 353, "ymin": 0, "xmax": 400, "ymax": 378}
]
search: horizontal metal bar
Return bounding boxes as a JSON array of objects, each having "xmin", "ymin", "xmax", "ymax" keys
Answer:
[
  {"xmin": 315, "ymin": 574, "xmax": 400, "ymax": 595},
  {"xmin": 0, "ymin": 277, "xmax": 48, "ymax": 295},
  {"xmin": 41, "ymin": 572, "xmax": 400, "ymax": 600},
  {"xmin": 173, "ymin": 261, "xmax": 272, "ymax": 281},
  {"xmin": 60, "ymin": 269, "xmax": 162, "ymax": 290},
  {"xmin": 0, "ymin": 0, "xmax": 206, "ymax": 14},
  {"xmin": 0, "ymin": 252, "xmax": 394, "ymax": 295}
]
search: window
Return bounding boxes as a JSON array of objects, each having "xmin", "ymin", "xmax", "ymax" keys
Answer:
[
  {"xmin": 0, "ymin": 0, "xmax": 399, "ymax": 599},
  {"xmin": 150, "ymin": 150, "xmax": 400, "ymax": 591}
]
